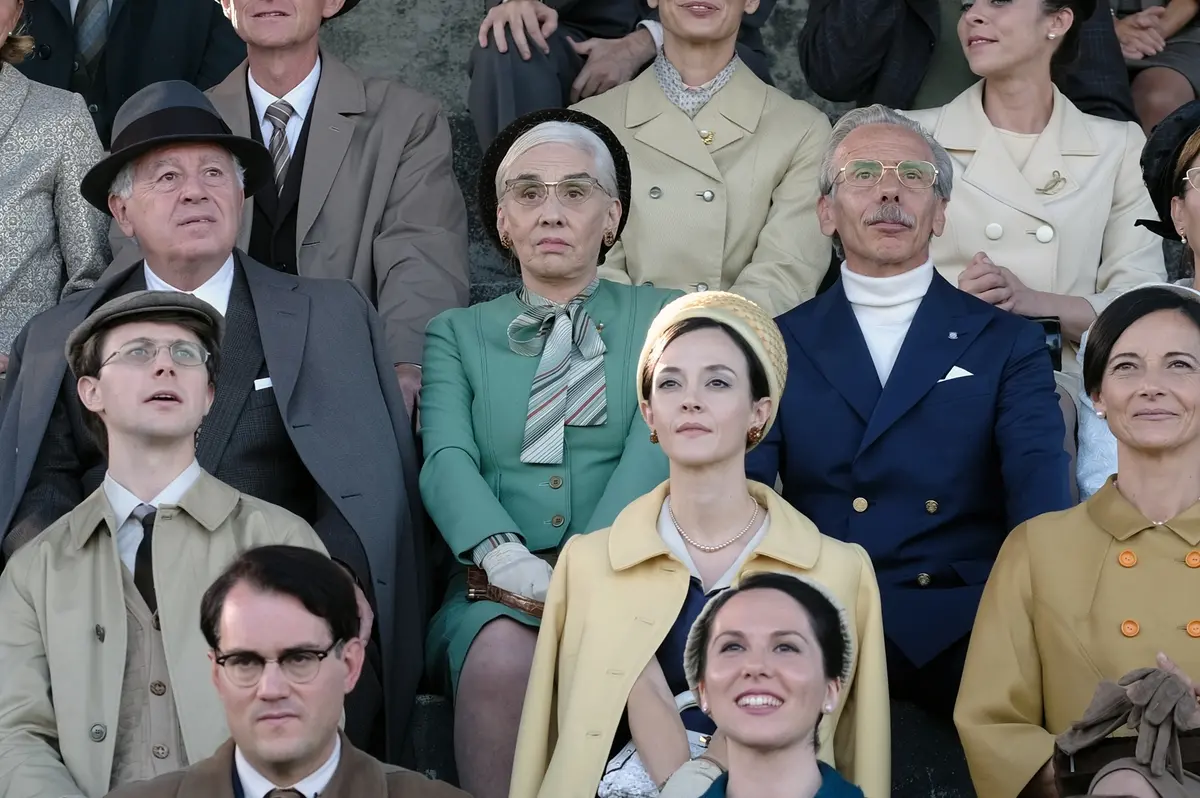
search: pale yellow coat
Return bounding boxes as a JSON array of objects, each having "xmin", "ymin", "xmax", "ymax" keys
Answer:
[
  {"xmin": 954, "ymin": 478, "xmax": 1200, "ymax": 798},
  {"xmin": 0, "ymin": 470, "xmax": 326, "ymax": 798},
  {"xmin": 510, "ymin": 481, "xmax": 891, "ymax": 798},
  {"xmin": 905, "ymin": 82, "xmax": 1166, "ymax": 370},
  {"xmin": 572, "ymin": 66, "xmax": 833, "ymax": 317}
]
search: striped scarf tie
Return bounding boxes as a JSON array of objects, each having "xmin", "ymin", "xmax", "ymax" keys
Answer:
[{"xmin": 508, "ymin": 279, "xmax": 607, "ymax": 464}]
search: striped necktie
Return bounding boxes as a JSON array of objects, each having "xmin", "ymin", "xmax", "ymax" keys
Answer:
[
  {"xmin": 74, "ymin": 0, "xmax": 108, "ymax": 76},
  {"xmin": 264, "ymin": 100, "xmax": 296, "ymax": 192},
  {"xmin": 507, "ymin": 279, "xmax": 607, "ymax": 465}
]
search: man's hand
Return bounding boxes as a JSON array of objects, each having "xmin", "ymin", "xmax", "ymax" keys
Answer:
[
  {"xmin": 568, "ymin": 28, "xmax": 656, "ymax": 102},
  {"xmin": 394, "ymin": 363, "xmax": 422, "ymax": 420},
  {"xmin": 353, "ymin": 584, "xmax": 374, "ymax": 642},
  {"xmin": 1115, "ymin": 8, "xmax": 1167, "ymax": 59},
  {"xmin": 478, "ymin": 0, "xmax": 558, "ymax": 60},
  {"xmin": 958, "ymin": 251, "xmax": 1035, "ymax": 314}
]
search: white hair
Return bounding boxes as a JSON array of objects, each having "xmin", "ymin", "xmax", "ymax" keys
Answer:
[
  {"xmin": 494, "ymin": 121, "xmax": 619, "ymax": 201},
  {"xmin": 109, "ymin": 150, "xmax": 247, "ymax": 200}
]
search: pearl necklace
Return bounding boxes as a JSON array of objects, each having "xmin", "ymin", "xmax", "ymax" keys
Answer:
[{"xmin": 668, "ymin": 499, "xmax": 761, "ymax": 553}]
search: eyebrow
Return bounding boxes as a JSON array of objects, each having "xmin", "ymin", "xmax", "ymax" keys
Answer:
[
  {"xmin": 657, "ymin": 364, "xmax": 738, "ymax": 375},
  {"xmin": 511, "ymin": 171, "xmax": 594, "ymax": 181},
  {"xmin": 1110, "ymin": 351, "xmax": 1198, "ymax": 361},
  {"xmin": 218, "ymin": 642, "xmax": 331, "ymax": 657}
]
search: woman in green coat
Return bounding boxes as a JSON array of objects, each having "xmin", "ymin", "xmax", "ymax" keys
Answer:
[{"xmin": 419, "ymin": 107, "xmax": 679, "ymax": 798}]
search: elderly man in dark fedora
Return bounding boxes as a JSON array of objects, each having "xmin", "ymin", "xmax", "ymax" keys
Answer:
[
  {"xmin": 111, "ymin": 0, "xmax": 471, "ymax": 416},
  {"xmin": 0, "ymin": 290, "xmax": 327, "ymax": 798},
  {"xmin": 0, "ymin": 81, "xmax": 427, "ymax": 766}
]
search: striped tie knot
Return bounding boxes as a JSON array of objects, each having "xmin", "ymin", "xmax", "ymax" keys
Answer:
[
  {"xmin": 265, "ymin": 100, "xmax": 295, "ymax": 131},
  {"xmin": 264, "ymin": 100, "xmax": 296, "ymax": 191}
]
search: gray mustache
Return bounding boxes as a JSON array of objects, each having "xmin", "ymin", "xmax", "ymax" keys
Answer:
[{"xmin": 866, "ymin": 204, "xmax": 915, "ymax": 228}]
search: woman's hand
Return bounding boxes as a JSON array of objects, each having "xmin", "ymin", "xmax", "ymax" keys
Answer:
[
  {"xmin": 1115, "ymin": 8, "xmax": 1168, "ymax": 59},
  {"xmin": 958, "ymin": 252, "xmax": 1029, "ymax": 313},
  {"xmin": 480, "ymin": 542, "xmax": 554, "ymax": 601}
]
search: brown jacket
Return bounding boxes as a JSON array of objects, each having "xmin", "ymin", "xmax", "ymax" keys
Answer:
[{"xmin": 104, "ymin": 733, "xmax": 468, "ymax": 798}]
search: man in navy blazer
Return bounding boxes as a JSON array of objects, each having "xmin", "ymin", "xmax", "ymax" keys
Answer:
[{"xmin": 747, "ymin": 105, "xmax": 1073, "ymax": 718}]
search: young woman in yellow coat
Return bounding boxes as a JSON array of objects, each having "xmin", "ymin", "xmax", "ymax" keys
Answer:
[
  {"xmin": 955, "ymin": 286, "xmax": 1200, "ymax": 798},
  {"xmin": 509, "ymin": 292, "xmax": 890, "ymax": 798}
]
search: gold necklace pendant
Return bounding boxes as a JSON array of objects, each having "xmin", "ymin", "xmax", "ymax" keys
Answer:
[{"xmin": 699, "ymin": 129, "xmax": 714, "ymax": 146}]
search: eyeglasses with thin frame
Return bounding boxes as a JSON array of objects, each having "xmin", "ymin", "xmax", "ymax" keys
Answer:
[
  {"xmin": 835, "ymin": 159, "xmax": 939, "ymax": 190},
  {"xmin": 214, "ymin": 641, "xmax": 342, "ymax": 688},
  {"xmin": 1184, "ymin": 168, "xmax": 1200, "ymax": 191},
  {"xmin": 503, "ymin": 177, "xmax": 611, "ymax": 207},
  {"xmin": 100, "ymin": 339, "xmax": 209, "ymax": 370}
]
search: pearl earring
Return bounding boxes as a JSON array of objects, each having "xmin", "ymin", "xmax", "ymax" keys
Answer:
[
  {"xmin": 1183, "ymin": 234, "xmax": 1189, "ymax": 245},
  {"xmin": 1097, "ymin": 410, "xmax": 1106, "ymax": 419},
  {"xmin": 824, "ymin": 704, "xmax": 834, "ymax": 713},
  {"xmin": 1047, "ymin": 32, "xmax": 1057, "ymax": 40}
]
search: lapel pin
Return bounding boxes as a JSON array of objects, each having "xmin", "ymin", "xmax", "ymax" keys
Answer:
[
  {"xmin": 596, "ymin": 323, "xmax": 604, "ymax": 332},
  {"xmin": 948, "ymin": 332, "xmax": 958, "ymax": 340}
]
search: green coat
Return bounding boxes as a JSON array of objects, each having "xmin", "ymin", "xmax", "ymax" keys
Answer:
[{"xmin": 420, "ymin": 279, "xmax": 678, "ymax": 692}]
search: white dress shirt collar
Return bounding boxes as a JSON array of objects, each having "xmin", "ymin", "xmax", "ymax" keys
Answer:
[
  {"xmin": 102, "ymin": 460, "xmax": 204, "ymax": 573},
  {"xmin": 247, "ymin": 57, "xmax": 322, "ymax": 155},
  {"xmin": 143, "ymin": 254, "xmax": 235, "ymax": 317},
  {"xmin": 235, "ymin": 735, "xmax": 341, "ymax": 798}
]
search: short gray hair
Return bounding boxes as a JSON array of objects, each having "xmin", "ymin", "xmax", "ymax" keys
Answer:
[
  {"xmin": 494, "ymin": 121, "xmax": 619, "ymax": 201},
  {"xmin": 819, "ymin": 105, "xmax": 954, "ymax": 201},
  {"xmin": 109, "ymin": 151, "xmax": 247, "ymax": 200}
]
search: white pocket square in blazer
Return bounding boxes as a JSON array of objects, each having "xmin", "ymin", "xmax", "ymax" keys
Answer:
[
  {"xmin": 938, "ymin": 366, "xmax": 974, "ymax": 383},
  {"xmin": 253, "ymin": 377, "xmax": 273, "ymax": 391}
]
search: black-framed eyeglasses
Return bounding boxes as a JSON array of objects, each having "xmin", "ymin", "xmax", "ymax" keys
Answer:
[
  {"xmin": 214, "ymin": 641, "xmax": 342, "ymax": 688},
  {"xmin": 502, "ymin": 177, "xmax": 611, "ymax": 207},
  {"xmin": 835, "ymin": 159, "xmax": 939, "ymax": 190},
  {"xmin": 100, "ymin": 339, "xmax": 209, "ymax": 369}
]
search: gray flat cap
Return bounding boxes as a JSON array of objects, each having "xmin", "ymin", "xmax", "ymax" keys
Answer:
[{"xmin": 65, "ymin": 291, "xmax": 225, "ymax": 376}]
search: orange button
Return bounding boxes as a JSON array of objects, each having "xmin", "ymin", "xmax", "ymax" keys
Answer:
[
  {"xmin": 1188, "ymin": 621, "xmax": 1200, "ymax": 639},
  {"xmin": 1187, "ymin": 551, "xmax": 1200, "ymax": 569},
  {"xmin": 1122, "ymin": 620, "xmax": 1141, "ymax": 638},
  {"xmin": 1118, "ymin": 550, "xmax": 1138, "ymax": 568}
]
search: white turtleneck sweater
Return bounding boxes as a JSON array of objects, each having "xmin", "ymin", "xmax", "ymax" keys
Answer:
[{"xmin": 840, "ymin": 260, "xmax": 935, "ymax": 386}]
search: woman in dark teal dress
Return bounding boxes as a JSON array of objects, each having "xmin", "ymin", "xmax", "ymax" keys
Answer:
[{"xmin": 681, "ymin": 572, "xmax": 865, "ymax": 798}]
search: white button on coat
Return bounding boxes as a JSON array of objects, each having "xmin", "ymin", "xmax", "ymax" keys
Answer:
[
  {"xmin": 1036, "ymin": 225, "xmax": 1055, "ymax": 243},
  {"xmin": 985, "ymin": 223, "xmax": 1003, "ymax": 240}
]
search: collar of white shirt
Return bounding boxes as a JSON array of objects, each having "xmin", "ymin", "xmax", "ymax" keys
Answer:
[
  {"xmin": 144, "ymin": 254, "xmax": 235, "ymax": 317},
  {"xmin": 248, "ymin": 56, "xmax": 322, "ymax": 137},
  {"xmin": 235, "ymin": 735, "xmax": 342, "ymax": 798},
  {"xmin": 103, "ymin": 460, "xmax": 205, "ymax": 573}
]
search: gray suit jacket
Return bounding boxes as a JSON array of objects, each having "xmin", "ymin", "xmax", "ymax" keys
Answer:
[
  {"xmin": 110, "ymin": 51, "xmax": 471, "ymax": 365},
  {"xmin": 0, "ymin": 252, "xmax": 426, "ymax": 761}
]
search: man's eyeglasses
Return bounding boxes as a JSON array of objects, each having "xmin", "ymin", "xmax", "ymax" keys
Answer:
[
  {"xmin": 100, "ymin": 339, "xmax": 209, "ymax": 369},
  {"xmin": 214, "ymin": 641, "xmax": 342, "ymax": 688},
  {"xmin": 503, "ymin": 178, "xmax": 611, "ymax": 207},
  {"xmin": 835, "ymin": 159, "xmax": 939, "ymax": 190}
]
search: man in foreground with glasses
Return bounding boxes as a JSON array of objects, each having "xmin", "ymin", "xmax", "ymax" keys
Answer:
[
  {"xmin": 109, "ymin": 545, "xmax": 466, "ymax": 798},
  {"xmin": 746, "ymin": 104, "xmax": 1072, "ymax": 720},
  {"xmin": 0, "ymin": 291, "xmax": 328, "ymax": 798}
]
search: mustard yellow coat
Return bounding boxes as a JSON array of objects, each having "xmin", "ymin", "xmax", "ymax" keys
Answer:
[
  {"xmin": 510, "ymin": 481, "xmax": 891, "ymax": 798},
  {"xmin": 955, "ymin": 477, "xmax": 1200, "ymax": 798}
]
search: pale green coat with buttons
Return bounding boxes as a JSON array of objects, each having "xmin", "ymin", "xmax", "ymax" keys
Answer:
[
  {"xmin": 420, "ymin": 280, "xmax": 678, "ymax": 693},
  {"xmin": 0, "ymin": 469, "xmax": 325, "ymax": 798}
]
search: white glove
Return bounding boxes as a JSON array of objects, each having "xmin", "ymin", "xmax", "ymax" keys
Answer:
[{"xmin": 480, "ymin": 542, "xmax": 554, "ymax": 602}]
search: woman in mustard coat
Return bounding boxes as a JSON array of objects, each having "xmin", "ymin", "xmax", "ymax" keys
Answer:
[
  {"xmin": 955, "ymin": 285, "xmax": 1200, "ymax": 798},
  {"xmin": 510, "ymin": 292, "xmax": 890, "ymax": 798},
  {"xmin": 419, "ymin": 109, "xmax": 678, "ymax": 798}
]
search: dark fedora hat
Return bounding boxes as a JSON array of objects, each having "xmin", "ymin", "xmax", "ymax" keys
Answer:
[
  {"xmin": 80, "ymin": 81, "xmax": 274, "ymax": 214},
  {"xmin": 1136, "ymin": 100, "xmax": 1200, "ymax": 241},
  {"xmin": 478, "ymin": 108, "xmax": 632, "ymax": 263}
]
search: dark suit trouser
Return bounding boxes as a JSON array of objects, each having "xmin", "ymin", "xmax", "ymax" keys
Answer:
[
  {"xmin": 885, "ymin": 635, "xmax": 970, "ymax": 722},
  {"xmin": 468, "ymin": 25, "xmax": 774, "ymax": 150}
]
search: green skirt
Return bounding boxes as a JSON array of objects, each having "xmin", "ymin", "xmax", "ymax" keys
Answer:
[{"xmin": 424, "ymin": 567, "xmax": 542, "ymax": 698}]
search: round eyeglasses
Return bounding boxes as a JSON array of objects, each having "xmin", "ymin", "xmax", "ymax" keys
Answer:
[
  {"xmin": 100, "ymin": 339, "xmax": 209, "ymax": 369},
  {"xmin": 214, "ymin": 641, "xmax": 341, "ymax": 688},
  {"xmin": 503, "ymin": 178, "xmax": 611, "ymax": 207},
  {"xmin": 835, "ymin": 159, "xmax": 939, "ymax": 190}
]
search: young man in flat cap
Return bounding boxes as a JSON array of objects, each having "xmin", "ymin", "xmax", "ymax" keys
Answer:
[
  {"xmin": 0, "ymin": 81, "xmax": 427, "ymax": 766},
  {"xmin": 0, "ymin": 291, "xmax": 327, "ymax": 798}
]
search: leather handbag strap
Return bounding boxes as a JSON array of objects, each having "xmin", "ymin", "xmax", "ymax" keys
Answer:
[{"xmin": 466, "ymin": 566, "xmax": 545, "ymax": 619}]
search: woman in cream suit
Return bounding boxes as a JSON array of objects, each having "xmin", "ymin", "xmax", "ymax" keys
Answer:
[
  {"xmin": 905, "ymin": 0, "xmax": 1166, "ymax": 373},
  {"xmin": 571, "ymin": 0, "xmax": 831, "ymax": 318},
  {"xmin": 0, "ymin": 3, "xmax": 109, "ymax": 370},
  {"xmin": 510, "ymin": 293, "xmax": 889, "ymax": 798}
]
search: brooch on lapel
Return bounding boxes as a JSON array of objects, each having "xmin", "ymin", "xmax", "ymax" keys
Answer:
[
  {"xmin": 699, "ymin": 129, "xmax": 714, "ymax": 146},
  {"xmin": 1035, "ymin": 170, "xmax": 1067, "ymax": 196}
]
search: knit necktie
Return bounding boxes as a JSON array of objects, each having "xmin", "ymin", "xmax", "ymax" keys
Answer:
[
  {"xmin": 264, "ymin": 99, "xmax": 296, "ymax": 192},
  {"xmin": 507, "ymin": 279, "xmax": 607, "ymax": 464},
  {"xmin": 74, "ymin": 0, "xmax": 108, "ymax": 76},
  {"xmin": 131, "ymin": 504, "xmax": 157, "ymax": 613}
]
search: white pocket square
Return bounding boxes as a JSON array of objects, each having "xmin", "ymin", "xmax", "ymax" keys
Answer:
[
  {"xmin": 253, "ymin": 377, "xmax": 273, "ymax": 391},
  {"xmin": 937, "ymin": 366, "xmax": 974, "ymax": 383}
]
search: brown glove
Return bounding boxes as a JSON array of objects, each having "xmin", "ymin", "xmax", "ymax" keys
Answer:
[
  {"xmin": 1057, "ymin": 680, "xmax": 1134, "ymax": 755},
  {"xmin": 1121, "ymin": 668, "xmax": 1196, "ymax": 778}
]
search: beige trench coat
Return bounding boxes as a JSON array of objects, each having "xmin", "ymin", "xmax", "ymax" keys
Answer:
[{"xmin": 0, "ymin": 469, "xmax": 326, "ymax": 798}]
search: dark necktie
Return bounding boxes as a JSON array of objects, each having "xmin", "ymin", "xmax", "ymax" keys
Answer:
[
  {"xmin": 264, "ymin": 100, "xmax": 296, "ymax": 192},
  {"xmin": 74, "ymin": 0, "xmax": 108, "ymax": 75},
  {"xmin": 265, "ymin": 789, "xmax": 305, "ymax": 797},
  {"xmin": 131, "ymin": 504, "xmax": 157, "ymax": 614}
]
